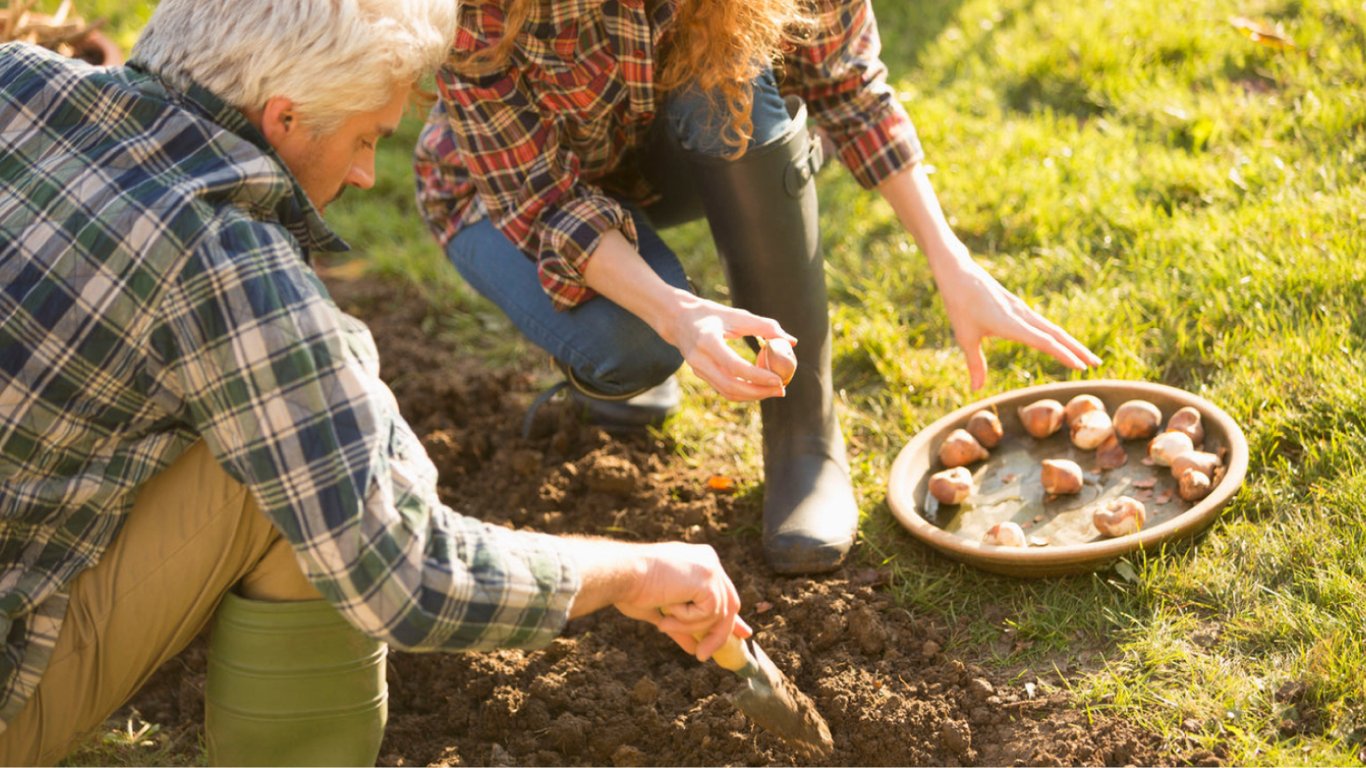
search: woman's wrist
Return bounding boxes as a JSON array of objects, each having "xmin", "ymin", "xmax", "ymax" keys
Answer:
[
  {"xmin": 582, "ymin": 230, "xmax": 689, "ymax": 346},
  {"xmin": 877, "ymin": 164, "xmax": 971, "ymax": 272}
]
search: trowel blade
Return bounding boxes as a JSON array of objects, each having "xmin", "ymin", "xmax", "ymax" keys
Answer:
[{"xmin": 729, "ymin": 639, "xmax": 833, "ymax": 758}]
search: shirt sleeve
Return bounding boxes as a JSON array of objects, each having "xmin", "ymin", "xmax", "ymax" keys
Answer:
[
  {"xmin": 782, "ymin": 0, "xmax": 925, "ymax": 188},
  {"xmin": 422, "ymin": 61, "xmax": 639, "ymax": 311},
  {"xmin": 148, "ymin": 216, "xmax": 583, "ymax": 652}
]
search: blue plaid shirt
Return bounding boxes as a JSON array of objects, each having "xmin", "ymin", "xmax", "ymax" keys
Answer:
[{"xmin": 0, "ymin": 44, "xmax": 580, "ymax": 730}]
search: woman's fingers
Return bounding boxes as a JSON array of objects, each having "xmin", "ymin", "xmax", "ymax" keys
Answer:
[
  {"xmin": 686, "ymin": 337, "xmax": 788, "ymax": 401},
  {"xmin": 719, "ymin": 311, "xmax": 796, "ymax": 346},
  {"xmin": 1018, "ymin": 306, "xmax": 1102, "ymax": 366}
]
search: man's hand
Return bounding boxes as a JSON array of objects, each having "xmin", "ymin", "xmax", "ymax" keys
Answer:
[{"xmin": 565, "ymin": 539, "xmax": 750, "ymax": 662}]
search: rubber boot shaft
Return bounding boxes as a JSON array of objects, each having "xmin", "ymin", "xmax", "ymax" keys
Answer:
[
  {"xmin": 205, "ymin": 593, "xmax": 387, "ymax": 766},
  {"xmin": 683, "ymin": 99, "xmax": 858, "ymax": 574}
]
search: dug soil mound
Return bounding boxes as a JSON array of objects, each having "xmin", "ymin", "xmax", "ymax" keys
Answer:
[{"xmin": 115, "ymin": 275, "xmax": 1174, "ymax": 767}]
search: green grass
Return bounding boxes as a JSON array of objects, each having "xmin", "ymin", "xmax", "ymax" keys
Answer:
[{"xmin": 41, "ymin": 0, "xmax": 1366, "ymax": 764}]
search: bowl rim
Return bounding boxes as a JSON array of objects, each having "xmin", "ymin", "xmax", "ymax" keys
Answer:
[{"xmin": 886, "ymin": 379, "xmax": 1248, "ymax": 574}]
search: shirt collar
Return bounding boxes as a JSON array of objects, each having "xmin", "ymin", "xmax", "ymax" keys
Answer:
[{"xmin": 125, "ymin": 60, "xmax": 350, "ymax": 259}]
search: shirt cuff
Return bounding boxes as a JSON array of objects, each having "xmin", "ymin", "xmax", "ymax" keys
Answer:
[
  {"xmin": 473, "ymin": 526, "xmax": 584, "ymax": 651},
  {"xmin": 837, "ymin": 106, "xmax": 926, "ymax": 190},
  {"xmin": 413, "ymin": 115, "xmax": 465, "ymax": 249},
  {"xmin": 536, "ymin": 195, "xmax": 640, "ymax": 311}
]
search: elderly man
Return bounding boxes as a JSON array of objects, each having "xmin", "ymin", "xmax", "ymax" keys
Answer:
[{"xmin": 0, "ymin": 1, "xmax": 747, "ymax": 765}]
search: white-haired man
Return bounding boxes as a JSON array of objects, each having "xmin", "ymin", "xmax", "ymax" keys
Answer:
[{"xmin": 0, "ymin": 1, "xmax": 748, "ymax": 765}]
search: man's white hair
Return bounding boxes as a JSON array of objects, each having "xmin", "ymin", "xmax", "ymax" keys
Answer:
[{"xmin": 131, "ymin": 0, "xmax": 457, "ymax": 132}]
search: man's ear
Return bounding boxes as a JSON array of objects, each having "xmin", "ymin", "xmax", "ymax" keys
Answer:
[{"xmin": 258, "ymin": 96, "xmax": 301, "ymax": 147}]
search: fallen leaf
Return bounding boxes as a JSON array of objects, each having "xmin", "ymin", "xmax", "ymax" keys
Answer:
[
  {"xmin": 1113, "ymin": 559, "xmax": 1140, "ymax": 583},
  {"xmin": 1155, "ymin": 489, "xmax": 1174, "ymax": 504},
  {"xmin": 1230, "ymin": 16, "xmax": 1295, "ymax": 49},
  {"xmin": 1133, "ymin": 477, "xmax": 1158, "ymax": 488},
  {"xmin": 1135, "ymin": 488, "xmax": 1154, "ymax": 501},
  {"xmin": 706, "ymin": 475, "xmax": 735, "ymax": 492},
  {"xmin": 1097, "ymin": 434, "xmax": 1128, "ymax": 469}
]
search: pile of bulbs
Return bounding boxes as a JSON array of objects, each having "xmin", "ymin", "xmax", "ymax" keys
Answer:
[{"xmin": 928, "ymin": 394, "xmax": 1225, "ymax": 548}]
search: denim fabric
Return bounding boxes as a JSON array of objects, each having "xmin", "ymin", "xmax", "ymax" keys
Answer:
[
  {"xmin": 665, "ymin": 69, "xmax": 793, "ymax": 156},
  {"xmin": 447, "ymin": 205, "xmax": 687, "ymax": 395},
  {"xmin": 446, "ymin": 70, "xmax": 793, "ymax": 394}
]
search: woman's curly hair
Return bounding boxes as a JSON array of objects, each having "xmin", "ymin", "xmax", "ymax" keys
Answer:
[{"xmin": 449, "ymin": 0, "xmax": 813, "ymax": 156}]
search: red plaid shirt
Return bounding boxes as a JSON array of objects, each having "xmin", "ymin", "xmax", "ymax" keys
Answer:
[{"xmin": 414, "ymin": 0, "xmax": 923, "ymax": 310}]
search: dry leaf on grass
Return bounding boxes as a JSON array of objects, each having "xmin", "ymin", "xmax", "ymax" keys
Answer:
[
  {"xmin": 1230, "ymin": 16, "xmax": 1296, "ymax": 50},
  {"xmin": 706, "ymin": 474, "xmax": 736, "ymax": 492}
]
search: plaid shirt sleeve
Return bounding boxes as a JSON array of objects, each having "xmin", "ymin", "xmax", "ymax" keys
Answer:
[
  {"xmin": 151, "ymin": 217, "xmax": 582, "ymax": 651},
  {"xmin": 784, "ymin": 0, "xmax": 925, "ymax": 188},
  {"xmin": 425, "ymin": 62, "xmax": 640, "ymax": 311}
]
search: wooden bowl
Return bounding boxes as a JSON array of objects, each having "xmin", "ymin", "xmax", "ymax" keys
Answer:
[{"xmin": 886, "ymin": 380, "xmax": 1247, "ymax": 577}]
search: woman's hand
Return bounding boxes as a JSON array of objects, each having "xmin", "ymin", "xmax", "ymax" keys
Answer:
[
  {"xmin": 583, "ymin": 230, "xmax": 794, "ymax": 402},
  {"xmin": 930, "ymin": 244, "xmax": 1101, "ymax": 390},
  {"xmin": 660, "ymin": 293, "xmax": 796, "ymax": 401},
  {"xmin": 878, "ymin": 164, "xmax": 1102, "ymax": 390}
]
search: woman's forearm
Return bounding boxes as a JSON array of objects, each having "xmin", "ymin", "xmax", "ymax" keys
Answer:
[
  {"xmin": 581, "ymin": 229, "xmax": 694, "ymax": 346},
  {"xmin": 876, "ymin": 163, "xmax": 972, "ymax": 273}
]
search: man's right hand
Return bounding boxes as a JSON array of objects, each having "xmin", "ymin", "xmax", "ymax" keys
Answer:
[{"xmin": 564, "ymin": 539, "xmax": 750, "ymax": 662}]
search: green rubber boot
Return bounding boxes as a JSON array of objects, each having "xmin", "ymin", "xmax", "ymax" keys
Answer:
[{"xmin": 205, "ymin": 592, "xmax": 388, "ymax": 766}]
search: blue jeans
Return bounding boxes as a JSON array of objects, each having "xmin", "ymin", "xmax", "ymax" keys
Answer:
[{"xmin": 447, "ymin": 70, "xmax": 793, "ymax": 395}]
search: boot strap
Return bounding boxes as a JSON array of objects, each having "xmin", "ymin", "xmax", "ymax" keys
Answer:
[{"xmin": 783, "ymin": 129, "xmax": 825, "ymax": 198}]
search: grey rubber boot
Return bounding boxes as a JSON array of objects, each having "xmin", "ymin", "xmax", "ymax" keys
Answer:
[
  {"xmin": 519, "ymin": 358, "xmax": 681, "ymax": 438},
  {"xmin": 560, "ymin": 359, "xmax": 681, "ymax": 432},
  {"xmin": 683, "ymin": 98, "xmax": 858, "ymax": 574}
]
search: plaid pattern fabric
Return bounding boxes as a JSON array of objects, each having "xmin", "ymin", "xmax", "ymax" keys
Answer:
[
  {"xmin": 414, "ymin": 0, "xmax": 925, "ymax": 311},
  {"xmin": 0, "ymin": 44, "xmax": 580, "ymax": 731}
]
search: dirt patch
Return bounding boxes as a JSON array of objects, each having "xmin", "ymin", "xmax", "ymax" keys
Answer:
[{"xmin": 106, "ymin": 275, "xmax": 1178, "ymax": 766}]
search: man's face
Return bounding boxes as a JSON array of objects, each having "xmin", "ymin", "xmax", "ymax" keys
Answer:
[{"xmin": 263, "ymin": 84, "xmax": 409, "ymax": 213}]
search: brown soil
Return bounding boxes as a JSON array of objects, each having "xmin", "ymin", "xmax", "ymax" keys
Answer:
[{"xmin": 107, "ymin": 275, "xmax": 1182, "ymax": 767}]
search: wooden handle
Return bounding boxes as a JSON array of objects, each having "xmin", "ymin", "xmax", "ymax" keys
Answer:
[
  {"xmin": 708, "ymin": 632, "xmax": 750, "ymax": 672},
  {"xmin": 663, "ymin": 606, "xmax": 750, "ymax": 671}
]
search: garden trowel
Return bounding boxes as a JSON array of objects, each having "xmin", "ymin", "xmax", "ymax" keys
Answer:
[{"xmin": 706, "ymin": 631, "xmax": 833, "ymax": 757}]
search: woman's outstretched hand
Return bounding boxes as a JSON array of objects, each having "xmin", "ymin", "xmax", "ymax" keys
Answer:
[
  {"xmin": 933, "ymin": 247, "xmax": 1102, "ymax": 390},
  {"xmin": 877, "ymin": 164, "xmax": 1102, "ymax": 390}
]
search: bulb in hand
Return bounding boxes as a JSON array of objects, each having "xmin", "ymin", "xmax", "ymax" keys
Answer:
[{"xmin": 756, "ymin": 338, "xmax": 797, "ymax": 386}]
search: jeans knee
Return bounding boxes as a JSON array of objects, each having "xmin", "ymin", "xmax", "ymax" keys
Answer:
[{"xmin": 571, "ymin": 338, "xmax": 682, "ymax": 396}]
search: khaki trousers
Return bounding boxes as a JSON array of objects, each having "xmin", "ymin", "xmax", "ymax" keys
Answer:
[{"xmin": 0, "ymin": 442, "xmax": 321, "ymax": 766}]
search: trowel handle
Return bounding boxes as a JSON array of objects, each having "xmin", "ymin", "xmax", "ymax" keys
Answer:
[
  {"xmin": 662, "ymin": 606, "xmax": 751, "ymax": 672},
  {"xmin": 709, "ymin": 632, "xmax": 751, "ymax": 672}
]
